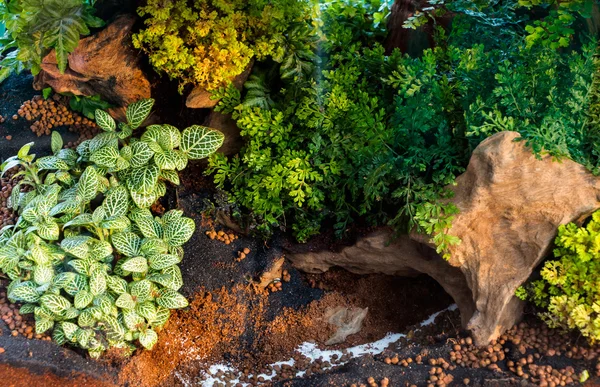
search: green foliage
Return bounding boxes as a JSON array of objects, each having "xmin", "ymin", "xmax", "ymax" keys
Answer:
[
  {"xmin": 207, "ymin": 0, "xmax": 600, "ymax": 254},
  {"xmin": 68, "ymin": 94, "xmax": 112, "ymax": 119},
  {"xmin": 133, "ymin": 0, "xmax": 314, "ymax": 93},
  {"xmin": 0, "ymin": 99, "xmax": 224, "ymax": 357},
  {"xmin": 0, "ymin": 0, "xmax": 104, "ymax": 83},
  {"xmin": 519, "ymin": 211, "xmax": 600, "ymax": 343}
]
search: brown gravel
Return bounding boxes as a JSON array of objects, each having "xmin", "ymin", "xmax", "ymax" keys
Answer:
[{"xmin": 16, "ymin": 94, "xmax": 100, "ymax": 147}]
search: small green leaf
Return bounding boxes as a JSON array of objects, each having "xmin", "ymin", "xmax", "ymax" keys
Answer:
[
  {"xmin": 122, "ymin": 257, "xmax": 148, "ymax": 273},
  {"xmin": 95, "ymin": 109, "xmax": 116, "ymax": 132},
  {"xmin": 139, "ymin": 329, "xmax": 158, "ymax": 350},
  {"xmin": 40, "ymin": 294, "xmax": 72, "ymax": 313}
]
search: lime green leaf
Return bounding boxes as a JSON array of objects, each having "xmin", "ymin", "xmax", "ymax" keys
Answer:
[
  {"xmin": 41, "ymin": 294, "xmax": 72, "ymax": 313},
  {"xmin": 111, "ymin": 232, "xmax": 141, "ymax": 257},
  {"xmin": 139, "ymin": 329, "xmax": 158, "ymax": 350},
  {"xmin": 164, "ymin": 216, "xmax": 195, "ymax": 247},
  {"xmin": 122, "ymin": 257, "xmax": 148, "ymax": 273},
  {"xmin": 95, "ymin": 109, "xmax": 116, "ymax": 132},
  {"xmin": 51, "ymin": 131, "xmax": 63, "ymax": 154}
]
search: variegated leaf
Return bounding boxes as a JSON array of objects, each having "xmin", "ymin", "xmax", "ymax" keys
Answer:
[
  {"xmin": 127, "ymin": 164, "xmax": 160, "ymax": 195},
  {"xmin": 33, "ymin": 265, "xmax": 54, "ymax": 285},
  {"xmin": 37, "ymin": 156, "xmax": 69, "ymax": 171},
  {"xmin": 61, "ymin": 236, "xmax": 91, "ymax": 259},
  {"xmin": 38, "ymin": 220, "xmax": 60, "ymax": 241},
  {"xmin": 156, "ymin": 289, "xmax": 188, "ymax": 309},
  {"xmin": 154, "ymin": 150, "xmax": 179, "ymax": 170},
  {"xmin": 135, "ymin": 217, "xmax": 161, "ymax": 239},
  {"xmin": 90, "ymin": 142, "xmax": 120, "ymax": 168},
  {"xmin": 126, "ymin": 98, "xmax": 154, "ymax": 129},
  {"xmin": 78, "ymin": 309, "xmax": 96, "ymax": 327},
  {"xmin": 40, "ymin": 294, "xmax": 72, "ymax": 313},
  {"xmin": 116, "ymin": 293, "xmax": 136, "ymax": 310},
  {"xmin": 89, "ymin": 132, "xmax": 118, "ymax": 153},
  {"xmin": 74, "ymin": 289, "xmax": 94, "ymax": 309},
  {"xmin": 164, "ymin": 216, "xmax": 195, "ymax": 247},
  {"xmin": 161, "ymin": 265, "xmax": 183, "ymax": 291},
  {"xmin": 151, "ymin": 306, "xmax": 171, "ymax": 328},
  {"xmin": 139, "ymin": 329, "xmax": 158, "ymax": 350},
  {"xmin": 9, "ymin": 284, "xmax": 41, "ymax": 303},
  {"xmin": 63, "ymin": 273, "xmax": 88, "ymax": 295},
  {"xmin": 129, "ymin": 189, "xmax": 158, "ymax": 209},
  {"xmin": 103, "ymin": 186, "xmax": 129, "ymax": 218},
  {"xmin": 141, "ymin": 238, "xmax": 168, "ymax": 256},
  {"xmin": 50, "ymin": 200, "xmax": 80, "ymax": 217},
  {"xmin": 35, "ymin": 318, "xmax": 54, "ymax": 334},
  {"xmin": 148, "ymin": 254, "xmax": 180, "ymax": 270},
  {"xmin": 111, "ymin": 232, "xmax": 141, "ymax": 257},
  {"xmin": 90, "ymin": 269, "xmax": 107, "ymax": 296},
  {"xmin": 51, "ymin": 131, "xmax": 63, "ymax": 154},
  {"xmin": 76, "ymin": 166, "xmax": 98, "ymax": 203},
  {"xmin": 160, "ymin": 169, "xmax": 180, "ymax": 185},
  {"xmin": 95, "ymin": 109, "xmax": 116, "ymax": 132},
  {"xmin": 106, "ymin": 275, "xmax": 128, "ymax": 294},
  {"xmin": 180, "ymin": 126, "xmax": 224, "ymax": 160},
  {"xmin": 122, "ymin": 257, "xmax": 148, "ymax": 273},
  {"xmin": 123, "ymin": 310, "xmax": 144, "ymax": 331},
  {"xmin": 130, "ymin": 279, "xmax": 152, "ymax": 302}
]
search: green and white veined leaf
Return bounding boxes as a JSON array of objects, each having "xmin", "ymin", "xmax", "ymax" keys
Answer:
[
  {"xmin": 140, "ymin": 125, "xmax": 164, "ymax": 153},
  {"xmin": 106, "ymin": 275, "xmax": 128, "ymax": 294},
  {"xmin": 89, "ymin": 269, "xmax": 107, "ymax": 296},
  {"xmin": 95, "ymin": 109, "xmax": 116, "ymax": 132},
  {"xmin": 164, "ymin": 216, "xmax": 195, "ymax": 247},
  {"xmin": 110, "ymin": 157, "xmax": 130, "ymax": 173},
  {"xmin": 121, "ymin": 257, "xmax": 148, "ymax": 273},
  {"xmin": 104, "ymin": 315, "xmax": 126, "ymax": 342},
  {"xmin": 128, "ymin": 207, "xmax": 153, "ymax": 222},
  {"xmin": 135, "ymin": 217, "xmax": 161, "ymax": 239},
  {"xmin": 111, "ymin": 232, "xmax": 141, "ymax": 257},
  {"xmin": 61, "ymin": 236, "xmax": 92, "ymax": 259},
  {"xmin": 161, "ymin": 210, "xmax": 183, "ymax": 224},
  {"xmin": 126, "ymin": 98, "xmax": 154, "ymax": 129},
  {"xmin": 172, "ymin": 150, "xmax": 188, "ymax": 171},
  {"xmin": 76, "ymin": 140, "xmax": 92, "ymax": 160},
  {"xmin": 78, "ymin": 309, "xmax": 96, "ymax": 327},
  {"xmin": 129, "ymin": 141, "xmax": 155, "ymax": 168},
  {"xmin": 154, "ymin": 149, "xmax": 179, "ymax": 170},
  {"xmin": 35, "ymin": 318, "xmax": 54, "ymax": 334},
  {"xmin": 76, "ymin": 166, "xmax": 98, "ymax": 203},
  {"xmin": 116, "ymin": 293, "xmax": 136, "ymax": 310},
  {"xmin": 37, "ymin": 156, "xmax": 69, "ymax": 171},
  {"xmin": 103, "ymin": 186, "xmax": 129, "ymax": 218},
  {"xmin": 76, "ymin": 328, "xmax": 94, "ymax": 348},
  {"xmin": 156, "ymin": 289, "xmax": 188, "ymax": 309},
  {"xmin": 148, "ymin": 254, "xmax": 180, "ymax": 270},
  {"xmin": 20, "ymin": 304, "xmax": 36, "ymax": 315},
  {"xmin": 9, "ymin": 283, "xmax": 41, "ymax": 303},
  {"xmin": 40, "ymin": 294, "xmax": 72, "ymax": 313},
  {"xmin": 61, "ymin": 306, "xmax": 81, "ymax": 320},
  {"xmin": 129, "ymin": 189, "xmax": 158, "ymax": 209},
  {"xmin": 94, "ymin": 294, "xmax": 116, "ymax": 315},
  {"xmin": 180, "ymin": 125, "xmax": 224, "ymax": 160},
  {"xmin": 160, "ymin": 169, "xmax": 180, "ymax": 185},
  {"xmin": 151, "ymin": 306, "xmax": 171, "ymax": 328},
  {"xmin": 89, "ymin": 132, "xmax": 118, "ymax": 153},
  {"xmin": 135, "ymin": 302, "xmax": 156, "ymax": 322},
  {"xmin": 141, "ymin": 238, "xmax": 169, "ymax": 256},
  {"xmin": 123, "ymin": 309, "xmax": 144, "ymax": 331},
  {"xmin": 17, "ymin": 142, "xmax": 33, "ymax": 160},
  {"xmin": 29, "ymin": 244, "xmax": 51, "ymax": 265},
  {"xmin": 90, "ymin": 142, "xmax": 120, "ymax": 168},
  {"xmin": 52, "ymin": 272, "xmax": 76, "ymax": 289},
  {"xmin": 33, "ymin": 265, "xmax": 54, "ymax": 285},
  {"xmin": 50, "ymin": 200, "xmax": 80, "ymax": 217},
  {"xmin": 139, "ymin": 329, "xmax": 158, "ymax": 350},
  {"xmin": 92, "ymin": 206, "xmax": 106, "ymax": 224},
  {"xmin": 63, "ymin": 273, "xmax": 88, "ymax": 295},
  {"xmin": 37, "ymin": 219, "xmax": 60, "ymax": 241},
  {"xmin": 61, "ymin": 321, "xmax": 79, "ymax": 341},
  {"xmin": 161, "ymin": 124, "xmax": 182, "ymax": 149},
  {"xmin": 74, "ymin": 289, "xmax": 94, "ymax": 309},
  {"xmin": 154, "ymin": 180, "xmax": 166, "ymax": 198},
  {"xmin": 127, "ymin": 164, "xmax": 160, "ymax": 195},
  {"xmin": 120, "ymin": 145, "xmax": 133, "ymax": 161},
  {"xmin": 130, "ymin": 279, "xmax": 152, "ymax": 302},
  {"xmin": 161, "ymin": 265, "xmax": 183, "ymax": 291},
  {"xmin": 34, "ymin": 305, "xmax": 56, "ymax": 321},
  {"xmin": 89, "ymin": 241, "xmax": 113, "ymax": 261},
  {"xmin": 53, "ymin": 324, "xmax": 67, "ymax": 345},
  {"xmin": 100, "ymin": 216, "xmax": 130, "ymax": 231},
  {"xmin": 51, "ymin": 131, "xmax": 64, "ymax": 154},
  {"xmin": 56, "ymin": 148, "xmax": 78, "ymax": 164}
]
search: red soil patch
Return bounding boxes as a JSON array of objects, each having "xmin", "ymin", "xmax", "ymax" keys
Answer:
[{"xmin": 0, "ymin": 364, "xmax": 116, "ymax": 387}]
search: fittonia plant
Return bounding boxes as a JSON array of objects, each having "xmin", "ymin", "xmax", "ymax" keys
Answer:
[{"xmin": 0, "ymin": 98, "xmax": 224, "ymax": 358}]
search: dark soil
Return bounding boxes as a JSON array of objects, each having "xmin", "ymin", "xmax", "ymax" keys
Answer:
[{"xmin": 0, "ymin": 73, "xmax": 79, "ymax": 159}]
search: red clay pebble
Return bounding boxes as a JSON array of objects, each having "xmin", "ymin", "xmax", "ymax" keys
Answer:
[{"xmin": 0, "ymin": 347, "xmax": 4, "ymax": 354}]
